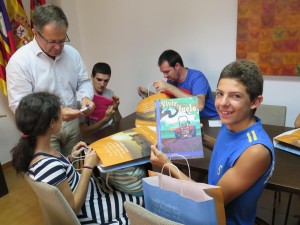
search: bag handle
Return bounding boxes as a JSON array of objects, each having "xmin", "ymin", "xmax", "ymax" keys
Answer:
[
  {"xmin": 147, "ymin": 82, "xmax": 154, "ymax": 97},
  {"xmin": 160, "ymin": 163, "xmax": 183, "ymax": 196},
  {"xmin": 159, "ymin": 154, "xmax": 191, "ymax": 196},
  {"xmin": 169, "ymin": 153, "xmax": 191, "ymax": 181}
]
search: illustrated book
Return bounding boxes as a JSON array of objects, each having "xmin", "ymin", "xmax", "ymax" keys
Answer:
[
  {"xmin": 273, "ymin": 128, "xmax": 300, "ymax": 156},
  {"xmin": 90, "ymin": 125, "xmax": 157, "ymax": 172},
  {"xmin": 155, "ymin": 96, "xmax": 204, "ymax": 159},
  {"xmin": 88, "ymin": 94, "xmax": 113, "ymax": 122},
  {"xmin": 135, "ymin": 93, "xmax": 169, "ymax": 127},
  {"xmin": 90, "ymin": 93, "xmax": 172, "ymax": 172}
]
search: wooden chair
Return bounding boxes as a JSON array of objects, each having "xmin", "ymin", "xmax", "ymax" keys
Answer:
[
  {"xmin": 256, "ymin": 104, "xmax": 287, "ymax": 126},
  {"xmin": 124, "ymin": 201, "xmax": 183, "ymax": 225},
  {"xmin": 211, "ymin": 91, "xmax": 216, "ymax": 100},
  {"xmin": 24, "ymin": 174, "xmax": 80, "ymax": 225},
  {"xmin": 256, "ymin": 104, "xmax": 290, "ymax": 225}
]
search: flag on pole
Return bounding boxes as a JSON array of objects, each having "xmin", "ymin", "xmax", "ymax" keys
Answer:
[
  {"xmin": 6, "ymin": 0, "xmax": 33, "ymax": 49},
  {"xmin": 30, "ymin": 0, "xmax": 46, "ymax": 28},
  {"xmin": 0, "ymin": 0, "xmax": 16, "ymax": 95}
]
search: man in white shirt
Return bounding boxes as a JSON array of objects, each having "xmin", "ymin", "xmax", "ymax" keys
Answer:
[{"xmin": 6, "ymin": 4, "xmax": 95, "ymax": 156}]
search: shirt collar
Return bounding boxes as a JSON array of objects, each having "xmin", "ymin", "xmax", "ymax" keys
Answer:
[
  {"xmin": 32, "ymin": 38, "xmax": 44, "ymax": 56},
  {"xmin": 32, "ymin": 38, "xmax": 63, "ymax": 60}
]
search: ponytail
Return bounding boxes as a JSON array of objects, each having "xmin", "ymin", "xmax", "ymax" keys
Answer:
[{"xmin": 11, "ymin": 136, "xmax": 36, "ymax": 174}]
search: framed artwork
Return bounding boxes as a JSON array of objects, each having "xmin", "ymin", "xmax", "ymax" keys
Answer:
[{"xmin": 236, "ymin": 0, "xmax": 300, "ymax": 76}]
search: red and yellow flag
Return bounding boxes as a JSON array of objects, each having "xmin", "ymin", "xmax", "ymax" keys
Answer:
[
  {"xmin": 6, "ymin": 0, "xmax": 33, "ymax": 49},
  {"xmin": 30, "ymin": 0, "xmax": 46, "ymax": 28},
  {"xmin": 0, "ymin": 0, "xmax": 16, "ymax": 95}
]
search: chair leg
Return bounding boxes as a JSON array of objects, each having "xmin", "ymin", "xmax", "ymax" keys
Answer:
[
  {"xmin": 278, "ymin": 190, "xmax": 281, "ymax": 202},
  {"xmin": 255, "ymin": 216, "xmax": 269, "ymax": 225},
  {"xmin": 284, "ymin": 193, "xmax": 293, "ymax": 225},
  {"xmin": 272, "ymin": 190, "xmax": 278, "ymax": 225}
]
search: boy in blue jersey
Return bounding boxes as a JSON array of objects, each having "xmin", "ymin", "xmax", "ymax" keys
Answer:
[
  {"xmin": 138, "ymin": 49, "xmax": 218, "ymax": 118},
  {"xmin": 150, "ymin": 60, "xmax": 275, "ymax": 225}
]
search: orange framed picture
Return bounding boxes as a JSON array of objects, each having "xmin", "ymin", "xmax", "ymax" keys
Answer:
[{"xmin": 236, "ymin": 0, "xmax": 300, "ymax": 76}]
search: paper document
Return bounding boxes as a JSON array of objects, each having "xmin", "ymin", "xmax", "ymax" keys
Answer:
[
  {"xmin": 208, "ymin": 120, "xmax": 222, "ymax": 127},
  {"xmin": 273, "ymin": 128, "xmax": 300, "ymax": 156}
]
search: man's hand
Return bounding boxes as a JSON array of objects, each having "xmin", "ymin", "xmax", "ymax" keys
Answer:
[
  {"xmin": 104, "ymin": 105, "xmax": 115, "ymax": 120},
  {"xmin": 137, "ymin": 86, "xmax": 149, "ymax": 98},
  {"xmin": 153, "ymin": 80, "xmax": 171, "ymax": 92},
  {"xmin": 81, "ymin": 97, "xmax": 95, "ymax": 116},
  {"xmin": 112, "ymin": 96, "xmax": 120, "ymax": 110},
  {"xmin": 61, "ymin": 107, "xmax": 82, "ymax": 121}
]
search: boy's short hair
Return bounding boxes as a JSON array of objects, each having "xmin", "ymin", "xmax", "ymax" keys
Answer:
[
  {"xmin": 92, "ymin": 62, "xmax": 111, "ymax": 77},
  {"xmin": 218, "ymin": 60, "xmax": 263, "ymax": 101}
]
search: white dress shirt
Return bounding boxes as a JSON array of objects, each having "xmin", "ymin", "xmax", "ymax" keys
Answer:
[{"xmin": 6, "ymin": 38, "xmax": 93, "ymax": 113}]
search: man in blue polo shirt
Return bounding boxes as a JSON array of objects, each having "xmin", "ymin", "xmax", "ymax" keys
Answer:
[{"xmin": 138, "ymin": 49, "xmax": 218, "ymax": 118}]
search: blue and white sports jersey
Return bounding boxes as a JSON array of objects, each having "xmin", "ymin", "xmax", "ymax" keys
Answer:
[{"xmin": 208, "ymin": 117, "xmax": 275, "ymax": 225}]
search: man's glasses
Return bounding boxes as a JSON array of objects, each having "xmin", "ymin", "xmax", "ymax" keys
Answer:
[{"xmin": 36, "ymin": 30, "xmax": 70, "ymax": 45}]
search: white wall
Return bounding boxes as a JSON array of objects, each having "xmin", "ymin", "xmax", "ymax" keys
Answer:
[
  {"xmin": 67, "ymin": 0, "xmax": 238, "ymax": 118},
  {"xmin": 0, "ymin": 0, "xmax": 31, "ymax": 164},
  {"xmin": 0, "ymin": 92, "xmax": 20, "ymax": 164},
  {"xmin": 1, "ymin": 0, "xmax": 299, "ymax": 163},
  {"xmin": 62, "ymin": 0, "xmax": 299, "ymax": 126}
]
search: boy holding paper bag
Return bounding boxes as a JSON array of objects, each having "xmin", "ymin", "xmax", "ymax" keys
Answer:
[{"xmin": 150, "ymin": 60, "xmax": 275, "ymax": 225}]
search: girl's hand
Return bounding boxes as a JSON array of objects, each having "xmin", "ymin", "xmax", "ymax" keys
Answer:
[
  {"xmin": 83, "ymin": 147, "xmax": 100, "ymax": 168},
  {"xmin": 71, "ymin": 141, "xmax": 88, "ymax": 158},
  {"xmin": 150, "ymin": 143, "xmax": 170, "ymax": 168}
]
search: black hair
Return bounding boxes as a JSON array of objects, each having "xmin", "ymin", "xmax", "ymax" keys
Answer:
[
  {"xmin": 11, "ymin": 92, "xmax": 61, "ymax": 174},
  {"xmin": 92, "ymin": 62, "xmax": 111, "ymax": 77},
  {"xmin": 158, "ymin": 49, "xmax": 184, "ymax": 67}
]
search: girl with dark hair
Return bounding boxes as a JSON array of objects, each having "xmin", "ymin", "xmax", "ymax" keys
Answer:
[{"xmin": 11, "ymin": 92, "xmax": 143, "ymax": 224}]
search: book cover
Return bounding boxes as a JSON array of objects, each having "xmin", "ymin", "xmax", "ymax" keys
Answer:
[
  {"xmin": 273, "ymin": 128, "xmax": 300, "ymax": 156},
  {"xmin": 155, "ymin": 97, "xmax": 204, "ymax": 159},
  {"xmin": 135, "ymin": 93, "xmax": 169, "ymax": 127},
  {"xmin": 88, "ymin": 94, "xmax": 113, "ymax": 121},
  {"xmin": 90, "ymin": 126, "xmax": 157, "ymax": 172}
]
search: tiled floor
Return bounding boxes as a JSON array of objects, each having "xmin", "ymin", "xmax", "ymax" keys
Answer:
[
  {"xmin": 0, "ymin": 166, "xmax": 43, "ymax": 225},
  {"xmin": 1, "ymin": 165, "xmax": 299, "ymax": 225},
  {"xmin": 257, "ymin": 189, "xmax": 300, "ymax": 225}
]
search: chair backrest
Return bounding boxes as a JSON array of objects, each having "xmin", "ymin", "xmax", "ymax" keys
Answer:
[
  {"xmin": 124, "ymin": 201, "xmax": 184, "ymax": 225},
  {"xmin": 256, "ymin": 104, "xmax": 287, "ymax": 126},
  {"xmin": 24, "ymin": 174, "xmax": 81, "ymax": 225},
  {"xmin": 211, "ymin": 91, "xmax": 216, "ymax": 100}
]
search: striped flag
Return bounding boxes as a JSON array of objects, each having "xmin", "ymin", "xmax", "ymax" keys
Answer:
[
  {"xmin": 0, "ymin": 0, "xmax": 16, "ymax": 95},
  {"xmin": 6, "ymin": 0, "xmax": 33, "ymax": 49},
  {"xmin": 30, "ymin": 0, "xmax": 46, "ymax": 28}
]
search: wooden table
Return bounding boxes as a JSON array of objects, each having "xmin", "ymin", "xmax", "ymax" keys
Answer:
[
  {"xmin": 83, "ymin": 113, "xmax": 137, "ymax": 145},
  {"xmin": 198, "ymin": 119, "xmax": 299, "ymax": 225},
  {"xmin": 84, "ymin": 113, "xmax": 300, "ymax": 224},
  {"xmin": 84, "ymin": 112, "xmax": 300, "ymax": 195},
  {"xmin": 84, "ymin": 113, "xmax": 299, "ymax": 224}
]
